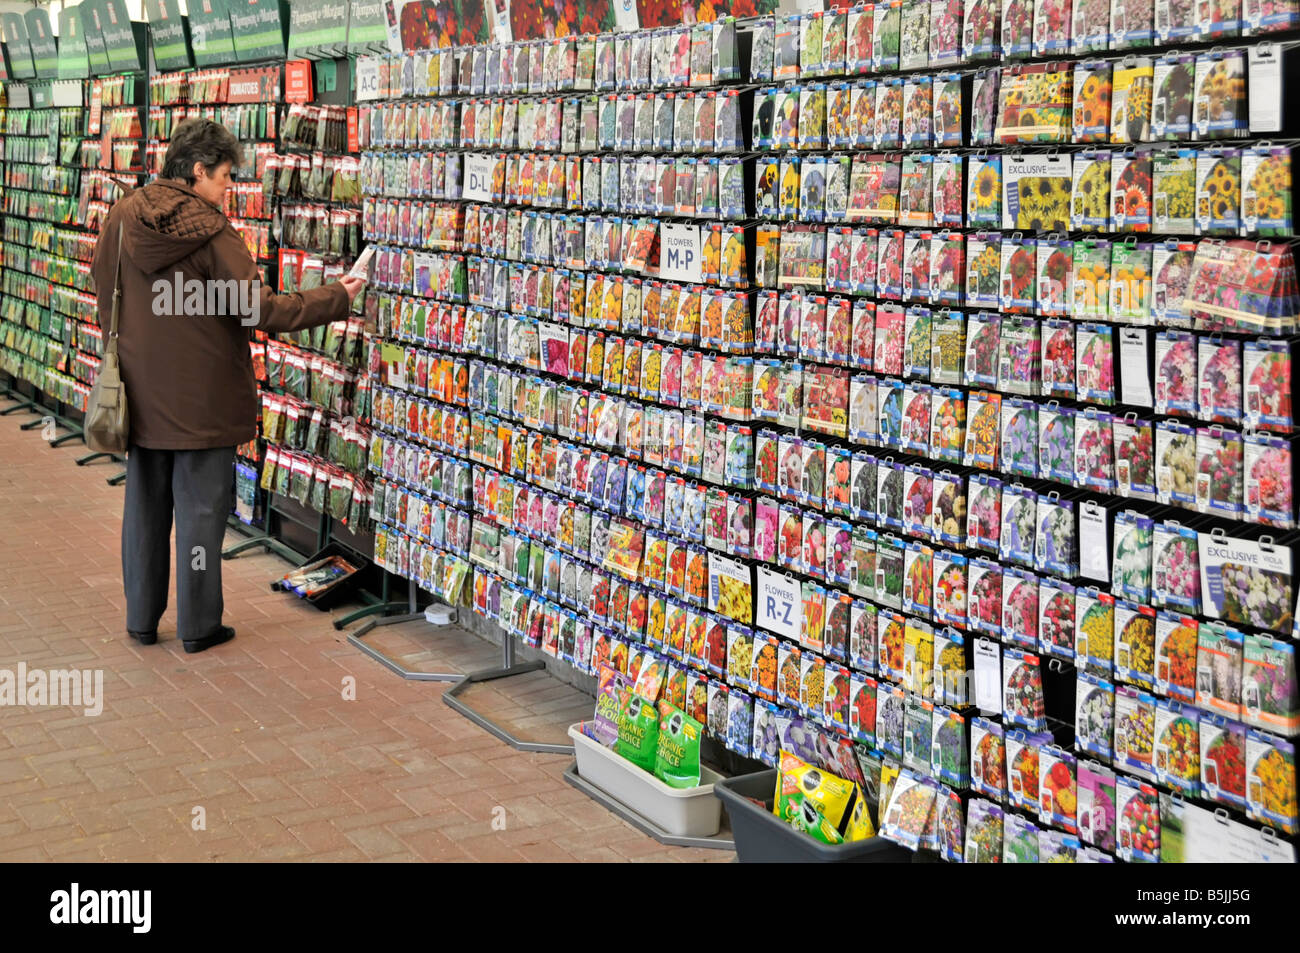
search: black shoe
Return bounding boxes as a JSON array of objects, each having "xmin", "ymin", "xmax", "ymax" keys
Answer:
[
  {"xmin": 128, "ymin": 630, "xmax": 158, "ymax": 646},
  {"xmin": 183, "ymin": 626, "xmax": 235, "ymax": 654}
]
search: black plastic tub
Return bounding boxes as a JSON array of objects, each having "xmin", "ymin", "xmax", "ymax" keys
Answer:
[
  {"xmin": 269, "ymin": 543, "xmax": 367, "ymax": 611},
  {"xmin": 714, "ymin": 769, "xmax": 915, "ymax": 863}
]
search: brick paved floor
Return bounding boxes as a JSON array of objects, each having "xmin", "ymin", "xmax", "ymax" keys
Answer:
[{"xmin": 0, "ymin": 411, "xmax": 733, "ymax": 862}]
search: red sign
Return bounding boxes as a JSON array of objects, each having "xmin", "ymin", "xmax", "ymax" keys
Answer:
[
  {"xmin": 285, "ymin": 60, "xmax": 313, "ymax": 104},
  {"xmin": 346, "ymin": 107, "xmax": 359, "ymax": 154},
  {"xmin": 88, "ymin": 80, "xmax": 103, "ymax": 135},
  {"xmin": 227, "ymin": 66, "xmax": 280, "ymax": 104}
]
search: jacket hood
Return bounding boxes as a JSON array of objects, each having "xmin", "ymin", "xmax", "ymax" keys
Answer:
[{"xmin": 117, "ymin": 179, "xmax": 229, "ymax": 274}]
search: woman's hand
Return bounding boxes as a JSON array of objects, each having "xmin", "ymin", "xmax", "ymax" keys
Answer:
[{"xmin": 339, "ymin": 275, "xmax": 367, "ymax": 300}]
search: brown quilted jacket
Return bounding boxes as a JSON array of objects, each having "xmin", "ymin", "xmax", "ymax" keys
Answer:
[{"xmin": 90, "ymin": 178, "xmax": 349, "ymax": 450}]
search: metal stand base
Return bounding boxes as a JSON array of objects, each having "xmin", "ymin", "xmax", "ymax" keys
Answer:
[
  {"xmin": 19, "ymin": 416, "xmax": 46, "ymax": 430},
  {"xmin": 442, "ymin": 636, "xmax": 575, "ymax": 755},
  {"xmin": 347, "ymin": 612, "xmax": 461, "ymax": 682},
  {"xmin": 333, "ymin": 600, "xmax": 409, "ymax": 631},
  {"xmin": 106, "ymin": 471, "xmax": 127, "ymax": 486},
  {"xmin": 563, "ymin": 764, "xmax": 736, "ymax": 851},
  {"xmin": 77, "ymin": 451, "xmax": 122, "ymax": 467},
  {"xmin": 0, "ymin": 398, "xmax": 37, "ymax": 416},
  {"xmin": 49, "ymin": 430, "xmax": 84, "ymax": 447},
  {"xmin": 221, "ymin": 533, "xmax": 306, "ymax": 564}
]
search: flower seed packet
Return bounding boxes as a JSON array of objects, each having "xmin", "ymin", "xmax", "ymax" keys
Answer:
[{"xmin": 1193, "ymin": 49, "xmax": 1248, "ymax": 139}]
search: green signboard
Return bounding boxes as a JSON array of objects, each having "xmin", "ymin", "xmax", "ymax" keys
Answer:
[
  {"xmin": 347, "ymin": 0, "xmax": 389, "ymax": 53},
  {"xmin": 100, "ymin": 0, "xmax": 144, "ymax": 72},
  {"xmin": 230, "ymin": 0, "xmax": 287, "ymax": 62},
  {"xmin": 24, "ymin": 9, "xmax": 58, "ymax": 80},
  {"xmin": 288, "ymin": 0, "xmax": 349, "ymax": 56},
  {"xmin": 3, "ymin": 13, "xmax": 36, "ymax": 80},
  {"xmin": 188, "ymin": 0, "xmax": 237, "ymax": 66},
  {"xmin": 56, "ymin": 7, "xmax": 90, "ymax": 80},
  {"xmin": 79, "ymin": 0, "xmax": 114, "ymax": 76},
  {"xmin": 145, "ymin": 0, "xmax": 192, "ymax": 71}
]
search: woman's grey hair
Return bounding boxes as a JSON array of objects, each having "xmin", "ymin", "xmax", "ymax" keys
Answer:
[{"xmin": 161, "ymin": 118, "xmax": 243, "ymax": 184}]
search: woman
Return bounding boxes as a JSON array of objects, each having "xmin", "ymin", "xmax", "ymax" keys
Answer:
[{"xmin": 90, "ymin": 118, "xmax": 366, "ymax": 653}]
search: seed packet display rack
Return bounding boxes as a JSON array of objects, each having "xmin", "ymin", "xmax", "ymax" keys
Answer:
[
  {"xmin": 360, "ymin": 9, "xmax": 1300, "ymax": 860},
  {"xmin": 0, "ymin": 72, "xmax": 146, "ymax": 479}
]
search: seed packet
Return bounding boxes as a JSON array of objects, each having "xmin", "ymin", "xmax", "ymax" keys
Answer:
[
  {"xmin": 1076, "ymin": 673, "xmax": 1116, "ymax": 759},
  {"xmin": 1196, "ymin": 620, "xmax": 1245, "ymax": 716},
  {"xmin": 1002, "ymin": 154, "xmax": 1071, "ymax": 230},
  {"xmin": 998, "ymin": 239, "xmax": 1037, "ymax": 317},
  {"xmin": 1155, "ymin": 330, "xmax": 1197, "ymax": 416},
  {"xmin": 1110, "ymin": 153, "xmax": 1153, "ymax": 234},
  {"xmin": 1034, "ymin": 239, "xmax": 1072, "ymax": 319},
  {"xmin": 1245, "ymin": 730, "xmax": 1297, "ymax": 834},
  {"xmin": 967, "ymin": 476, "xmax": 1003, "ymax": 555},
  {"xmin": 1156, "ymin": 420, "xmax": 1197, "ymax": 507},
  {"xmin": 965, "ymin": 798, "xmax": 1004, "ymax": 862},
  {"xmin": 971, "ymin": 717, "xmax": 1008, "ymax": 799},
  {"xmin": 874, "ymin": 78, "xmax": 904, "ymax": 149},
  {"xmin": 871, "ymin": 0, "xmax": 902, "ymax": 71},
  {"xmin": 1114, "ymin": 415, "xmax": 1156, "ymax": 499},
  {"xmin": 1244, "ymin": 341, "xmax": 1294, "ymax": 435},
  {"xmin": 1150, "ymin": 54, "xmax": 1195, "ymax": 140},
  {"xmin": 903, "ymin": 303, "xmax": 933, "ymax": 376},
  {"xmin": 1074, "ymin": 762, "xmax": 1116, "ymax": 851},
  {"xmin": 901, "ymin": 386, "xmax": 933, "ymax": 456},
  {"xmin": 964, "ymin": 157, "xmax": 1001, "ymax": 230},
  {"xmin": 1195, "ymin": 712, "xmax": 1246, "ymax": 808},
  {"xmin": 1153, "ymin": 697, "xmax": 1201, "ymax": 793},
  {"xmin": 964, "ymin": 312, "xmax": 1001, "ymax": 388},
  {"xmin": 1114, "ymin": 774, "xmax": 1160, "ymax": 862},
  {"xmin": 1070, "ymin": 63, "xmax": 1113, "ymax": 147},
  {"xmin": 1070, "ymin": 239, "xmax": 1111, "ymax": 320},
  {"xmin": 999, "ymin": 484, "xmax": 1038, "ymax": 568},
  {"xmin": 901, "ymin": 76, "xmax": 933, "ymax": 148},
  {"xmin": 1037, "ymin": 578, "xmax": 1075, "ymax": 664},
  {"xmin": 1195, "ymin": 426, "xmax": 1244, "ymax": 517},
  {"xmin": 1075, "ymin": 324, "xmax": 1114, "ymax": 404},
  {"xmin": 1155, "ymin": 609, "xmax": 1199, "ymax": 700},
  {"xmin": 902, "ymin": 696, "xmax": 934, "ymax": 776},
  {"xmin": 1000, "ymin": 399, "xmax": 1038, "ymax": 478},
  {"xmin": 1110, "ymin": 59, "xmax": 1154, "ymax": 144},
  {"xmin": 1243, "ymin": 634, "xmax": 1299, "ymax": 735},
  {"xmin": 1002, "ymin": 810, "xmax": 1040, "ymax": 863},
  {"xmin": 964, "ymin": 0, "xmax": 1001, "ymax": 57},
  {"xmin": 1198, "ymin": 336, "xmax": 1242, "ymax": 425},
  {"xmin": 1194, "ymin": 50, "xmax": 1248, "ymax": 140},
  {"xmin": 1002, "ymin": 567, "xmax": 1039, "ymax": 649},
  {"xmin": 1076, "ymin": 588, "xmax": 1115, "ymax": 676},
  {"xmin": 1242, "ymin": 145, "xmax": 1293, "ymax": 237},
  {"xmin": 1076, "ymin": 409, "xmax": 1116, "ymax": 491},
  {"xmin": 1114, "ymin": 683, "xmax": 1157, "ymax": 779},
  {"xmin": 964, "ymin": 390, "xmax": 1002, "ymax": 470},
  {"xmin": 968, "ymin": 558, "xmax": 1004, "ymax": 636},
  {"xmin": 903, "ymin": 543, "xmax": 935, "ymax": 620},
  {"xmin": 998, "ymin": 728, "xmax": 1040, "ymax": 811},
  {"xmin": 1037, "ymin": 403, "xmax": 1074, "ymax": 481},
  {"xmin": 1115, "ymin": 599, "xmax": 1158, "ymax": 690},
  {"xmin": 1038, "ymin": 746, "xmax": 1078, "ymax": 832},
  {"xmin": 1002, "ymin": 0, "xmax": 1035, "ymax": 57}
]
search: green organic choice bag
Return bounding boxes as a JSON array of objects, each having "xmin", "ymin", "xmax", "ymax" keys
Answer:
[
  {"xmin": 653, "ymin": 701, "xmax": 703, "ymax": 788},
  {"xmin": 614, "ymin": 688, "xmax": 659, "ymax": 773}
]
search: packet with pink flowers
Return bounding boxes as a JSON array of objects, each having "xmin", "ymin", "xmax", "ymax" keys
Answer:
[
  {"xmin": 1195, "ymin": 426, "xmax": 1244, "ymax": 517},
  {"xmin": 1039, "ymin": 577, "xmax": 1076, "ymax": 662},
  {"xmin": 1198, "ymin": 337, "xmax": 1243, "ymax": 425},
  {"xmin": 1244, "ymin": 432, "xmax": 1294, "ymax": 528},
  {"xmin": 1243, "ymin": 339, "xmax": 1294, "ymax": 432}
]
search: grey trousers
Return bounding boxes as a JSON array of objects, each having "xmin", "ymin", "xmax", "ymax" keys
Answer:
[{"xmin": 122, "ymin": 445, "xmax": 235, "ymax": 640}]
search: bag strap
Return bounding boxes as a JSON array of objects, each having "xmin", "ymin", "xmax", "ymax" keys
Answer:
[{"xmin": 106, "ymin": 223, "xmax": 124, "ymax": 355}]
